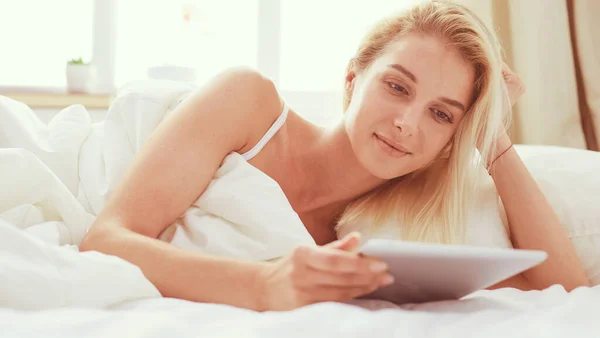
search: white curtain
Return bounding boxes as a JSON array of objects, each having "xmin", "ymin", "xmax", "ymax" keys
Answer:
[
  {"xmin": 572, "ymin": 0, "xmax": 600, "ymax": 150},
  {"xmin": 457, "ymin": 0, "xmax": 599, "ymax": 150}
]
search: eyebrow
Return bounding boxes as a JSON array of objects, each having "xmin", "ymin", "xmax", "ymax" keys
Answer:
[
  {"xmin": 388, "ymin": 64, "xmax": 417, "ymax": 83},
  {"xmin": 439, "ymin": 97, "xmax": 466, "ymax": 112}
]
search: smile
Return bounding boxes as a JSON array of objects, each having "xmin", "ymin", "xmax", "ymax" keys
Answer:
[{"xmin": 374, "ymin": 134, "xmax": 410, "ymax": 158}]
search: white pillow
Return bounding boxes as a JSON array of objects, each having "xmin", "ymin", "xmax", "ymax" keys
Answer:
[
  {"xmin": 510, "ymin": 144, "xmax": 600, "ymax": 285},
  {"xmin": 464, "ymin": 144, "xmax": 600, "ymax": 285},
  {"xmin": 342, "ymin": 144, "xmax": 600, "ymax": 286}
]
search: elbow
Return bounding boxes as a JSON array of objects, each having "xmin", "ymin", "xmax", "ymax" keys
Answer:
[
  {"xmin": 79, "ymin": 227, "xmax": 107, "ymax": 253},
  {"xmin": 79, "ymin": 219, "xmax": 122, "ymax": 253},
  {"xmin": 564, "ymin": 278, "xmax": 593, "ymax": 291},
  {"xmin": 533, "ymin": 277, "xmax": 592, "ymax": 292},
  {"xmin": 517, "ymin": 271, "xmax": 593, "ymax": 292},
  {"xmin": 560, "ymin": 270, "xmax": 593, "ymax": 291}
]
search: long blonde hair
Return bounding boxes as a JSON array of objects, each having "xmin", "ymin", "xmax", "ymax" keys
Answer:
[{"xmin": 336, "ymin": 0, "xmax": 510, "ymax": 244}]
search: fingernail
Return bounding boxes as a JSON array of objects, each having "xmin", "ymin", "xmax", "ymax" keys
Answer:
[
  {"xmin": 381, "ymin": 274, "xmax": 394, "ymax": 285},
  {"xmin": 370, "ymin": 261, "xmax": 388, "ymax": 272}
]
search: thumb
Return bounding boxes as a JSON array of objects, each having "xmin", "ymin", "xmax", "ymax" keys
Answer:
[{"xmin": 327, "ymin": 232, "xmax": 362, "ymax": 252}]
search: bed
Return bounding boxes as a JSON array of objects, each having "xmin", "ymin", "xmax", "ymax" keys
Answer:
[
  {"xmin": 3, "ymin": 286, "xmax": 599, "ymax": 337},
  {"xmin": 1, "ymin": 80, "xmax": 599, "ymax": 337}
]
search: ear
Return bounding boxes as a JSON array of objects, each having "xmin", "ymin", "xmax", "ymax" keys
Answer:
[{"xmin": 345, "ymin": 71, "xmax": 357, "ymax": 100}]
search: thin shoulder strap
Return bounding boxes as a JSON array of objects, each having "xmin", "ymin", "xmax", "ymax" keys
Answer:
[{"xmin": 240, "ymin": 102, "xmax": 290, "ymax": 161}]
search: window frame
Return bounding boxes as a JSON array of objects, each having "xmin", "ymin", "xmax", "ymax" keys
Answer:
[{"xmin": 1, "ymin": 0, "xmax": 342, "ymax": 124}]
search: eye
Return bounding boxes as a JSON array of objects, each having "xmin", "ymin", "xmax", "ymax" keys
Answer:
[
  {"xmin": 431, "ymin": 108, "xmax": 453, "ymax": 123},
  {"xmin": 387, "ymin": 81, "xmax": 409, "ymax": 95}
]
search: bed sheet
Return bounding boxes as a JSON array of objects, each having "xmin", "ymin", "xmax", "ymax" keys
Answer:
[{"xmin": 3, "ymin": 285, "xmax": 599, "ymax": 338}]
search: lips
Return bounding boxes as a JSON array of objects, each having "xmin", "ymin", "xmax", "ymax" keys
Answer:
[{"xmin": 374, "ymin": 133, "xmax": 412, "ymax": 155}]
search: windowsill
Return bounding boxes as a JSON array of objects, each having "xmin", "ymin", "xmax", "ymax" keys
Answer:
[{"xmin": 0, "ymin": 87, "xmax": 113, "ymax": 109}]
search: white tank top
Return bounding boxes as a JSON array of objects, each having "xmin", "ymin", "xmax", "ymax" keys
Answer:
[{"xmin": 239, "ymin": 102, "xmax": 289, "ymax": 161}]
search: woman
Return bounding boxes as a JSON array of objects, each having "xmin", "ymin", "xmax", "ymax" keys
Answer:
[{"xmin": 80, "ymin": 1, "xmax": 590, "ymax": 311}]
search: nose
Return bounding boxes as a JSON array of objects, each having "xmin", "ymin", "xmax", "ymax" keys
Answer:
[{"xmin": 393, "ymin": 105, "xmax": 422, "ymax": 136}]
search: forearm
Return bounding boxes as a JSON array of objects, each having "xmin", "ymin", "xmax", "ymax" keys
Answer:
[
  {"xmin": 489, "ymin": 136, "xmax": 590, "ymax": 290},
  {"xmin": 487, "ymin": 274, "xmax": 534, "ymax": 291},
  {"xmin": 79, "ymin": 219, "xmax": 269, "ymax": 310}
]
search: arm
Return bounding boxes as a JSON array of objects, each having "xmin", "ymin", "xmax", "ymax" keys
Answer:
[
  {"xmin": 486, "ymin": 63, "xmax": 590, "ymax": 291},
  {"xmin": 79, "ymin": 68, "xmax": 389, "ymax": 311},
  {"xmin": 79, "ymin": 68, "xmax": 284, "ymax": 310},
  {"xmin": 487, "ymin": 132, "xmax": 590, "ymax": 291}
]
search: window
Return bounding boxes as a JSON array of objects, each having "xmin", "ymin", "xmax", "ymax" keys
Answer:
[
  {"xmin": 278, "ymin": 0, "xmax": 425, "ymax": 125},
  {"xmin": 1, "ymin": 0, "xmax": 424, "ymax": 125},
  {"xmin": 280, "ymin": 0, "xmax": 423, "ymax": 92},
  {"xmin": 0, "ymin": 0, "xmax": 93, "ymax": 88},
  {"xmin": 116, "ymin": 0, "xmax": 410, "ymax": 125},
  {"xmin": 115, "ymin": 0, "xmax": 258, "ymax": 87}
]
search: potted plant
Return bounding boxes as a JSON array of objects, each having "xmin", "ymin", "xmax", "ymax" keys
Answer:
[{"xmin": 66, "ymin": 57, "xmax": 96, "ymax": 93}]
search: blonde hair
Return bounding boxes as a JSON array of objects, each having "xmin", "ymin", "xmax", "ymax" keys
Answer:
[{"xmin": 336, "ymin": 0, "xmax": 510, "ymax": 244}]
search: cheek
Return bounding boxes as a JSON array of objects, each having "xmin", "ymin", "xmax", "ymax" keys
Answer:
[
  {"xmin": 344, "ymin": 105, "xmax": 363, "ymax": 140},
  {"xmin": 346, "ymin": 101, "xmax": 378, "ymax": 138},
  {"xmin": 420, "ymin": 126, "xmax": 455, "ymax": 159}
]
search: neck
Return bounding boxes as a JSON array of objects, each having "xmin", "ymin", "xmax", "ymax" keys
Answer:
[{"xmin": 292, "ymin": 120, "xmax": 387, "ymax": 213}]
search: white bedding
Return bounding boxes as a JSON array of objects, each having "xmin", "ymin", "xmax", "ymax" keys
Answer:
[
  {"xmin": 1, "ymin": 82, "xmax": 599, "ymax": 337},
  {"xmin": 0, "ymin": 80, "xmax": 314, "ymax": 309},
  {"xmin": 3, "ymin": 286, "xmax": 600, "ymax": 337}
]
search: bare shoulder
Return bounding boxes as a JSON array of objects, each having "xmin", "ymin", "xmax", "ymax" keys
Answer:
[{"xmin": 181, "ymin": 66, "xmax": 284, "ymax": 154}]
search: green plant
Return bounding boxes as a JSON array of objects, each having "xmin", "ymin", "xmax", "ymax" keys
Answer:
[{"xmin": 67, "ymin": 57, "xmax": 88, "ymax": 65}]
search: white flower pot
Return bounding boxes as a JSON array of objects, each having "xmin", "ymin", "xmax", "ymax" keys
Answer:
[{"xmin": 66, "ymin": 63, "xmax": 96, "ymax": 93}]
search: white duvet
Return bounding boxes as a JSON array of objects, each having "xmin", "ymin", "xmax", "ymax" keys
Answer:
[
  {"xmin": 2, "ymin": 285, "xmax": 599, "ymax": 337},
  {"xmin": 1, "ymin": 81, "xmax": 599, "ymax": 337},
  {"xmin": 0, "ymin": 79, "xmax": 316, "ymax": 309}
]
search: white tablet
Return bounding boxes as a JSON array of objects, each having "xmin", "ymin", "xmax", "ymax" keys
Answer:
[{"xmin": 358, "ymin": 239, "xmax": 547, "ymax": 304}]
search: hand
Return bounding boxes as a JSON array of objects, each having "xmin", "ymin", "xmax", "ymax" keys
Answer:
[
  {"xmin": 478, "ymin": 63, "xmax": 521, "ymax": 155},
  {"xmin": 502, "ymin": 62, "xmax": 525, "ymax": 107},
  {"xmin": 258, "ymin": 232, "xmax": 393, "ymax": 311},
  {"xmin": 487, "ymin": 62, "xmax": 521, "ymax": 159}
]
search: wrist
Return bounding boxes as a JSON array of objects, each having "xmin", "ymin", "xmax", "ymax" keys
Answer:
[
  {"xmin": 494, "ymin": 132, "xmax": 512, "ymax": 153},
  {"xmin": 252, "ymin": 262, "xmax": 273, "ymax": 312},
  {"xmin": 487, "ymin": 133, "xmax": 512, "ymax": 165},
  {"xmin": 486, "ymin": 134, "xmax": 513, "ymax": 174}
]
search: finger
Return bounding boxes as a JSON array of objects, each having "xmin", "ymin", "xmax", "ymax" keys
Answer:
[
  {"xmin": 303, "ymin": 247, "xmax": 388, "ymax": 274},
  {"xmin": 326, "ymin": 232, "xmax": 361, "ymax": 252},
  {"xmin": 300, "ymin": 266, "xmax": 393, "ymax": 288},
  {"xmin": 310, "ymin": 282, "xmax": 389, "ymax": 303},
  {"xmin": 302, "ymin": 246, "xmax": 361, "ymax": 272},
  {"xmin": 502, "ymin": 71, "xmax": 513, "ymax": 82},
  {"xmin": 501, "ymin": 63, "xmax": 517, "ymax": 80}
]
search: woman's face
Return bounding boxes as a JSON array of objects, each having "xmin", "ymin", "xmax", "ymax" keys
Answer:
[{"xmin": 345, "ymin": 33, "xmax": 476, "ymax": 179}]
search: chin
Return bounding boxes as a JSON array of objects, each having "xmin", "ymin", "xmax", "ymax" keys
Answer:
[
  {"xmin": 373, "ymin": 165, "xmax": 409, "ymax": 180},
  {"xmin": 355, "ymin": 140, "xmax": 413, "ymax": 180},
  {"xmin": 359, "ymin": 152, "xmax": 410, "ymax": 180}
]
